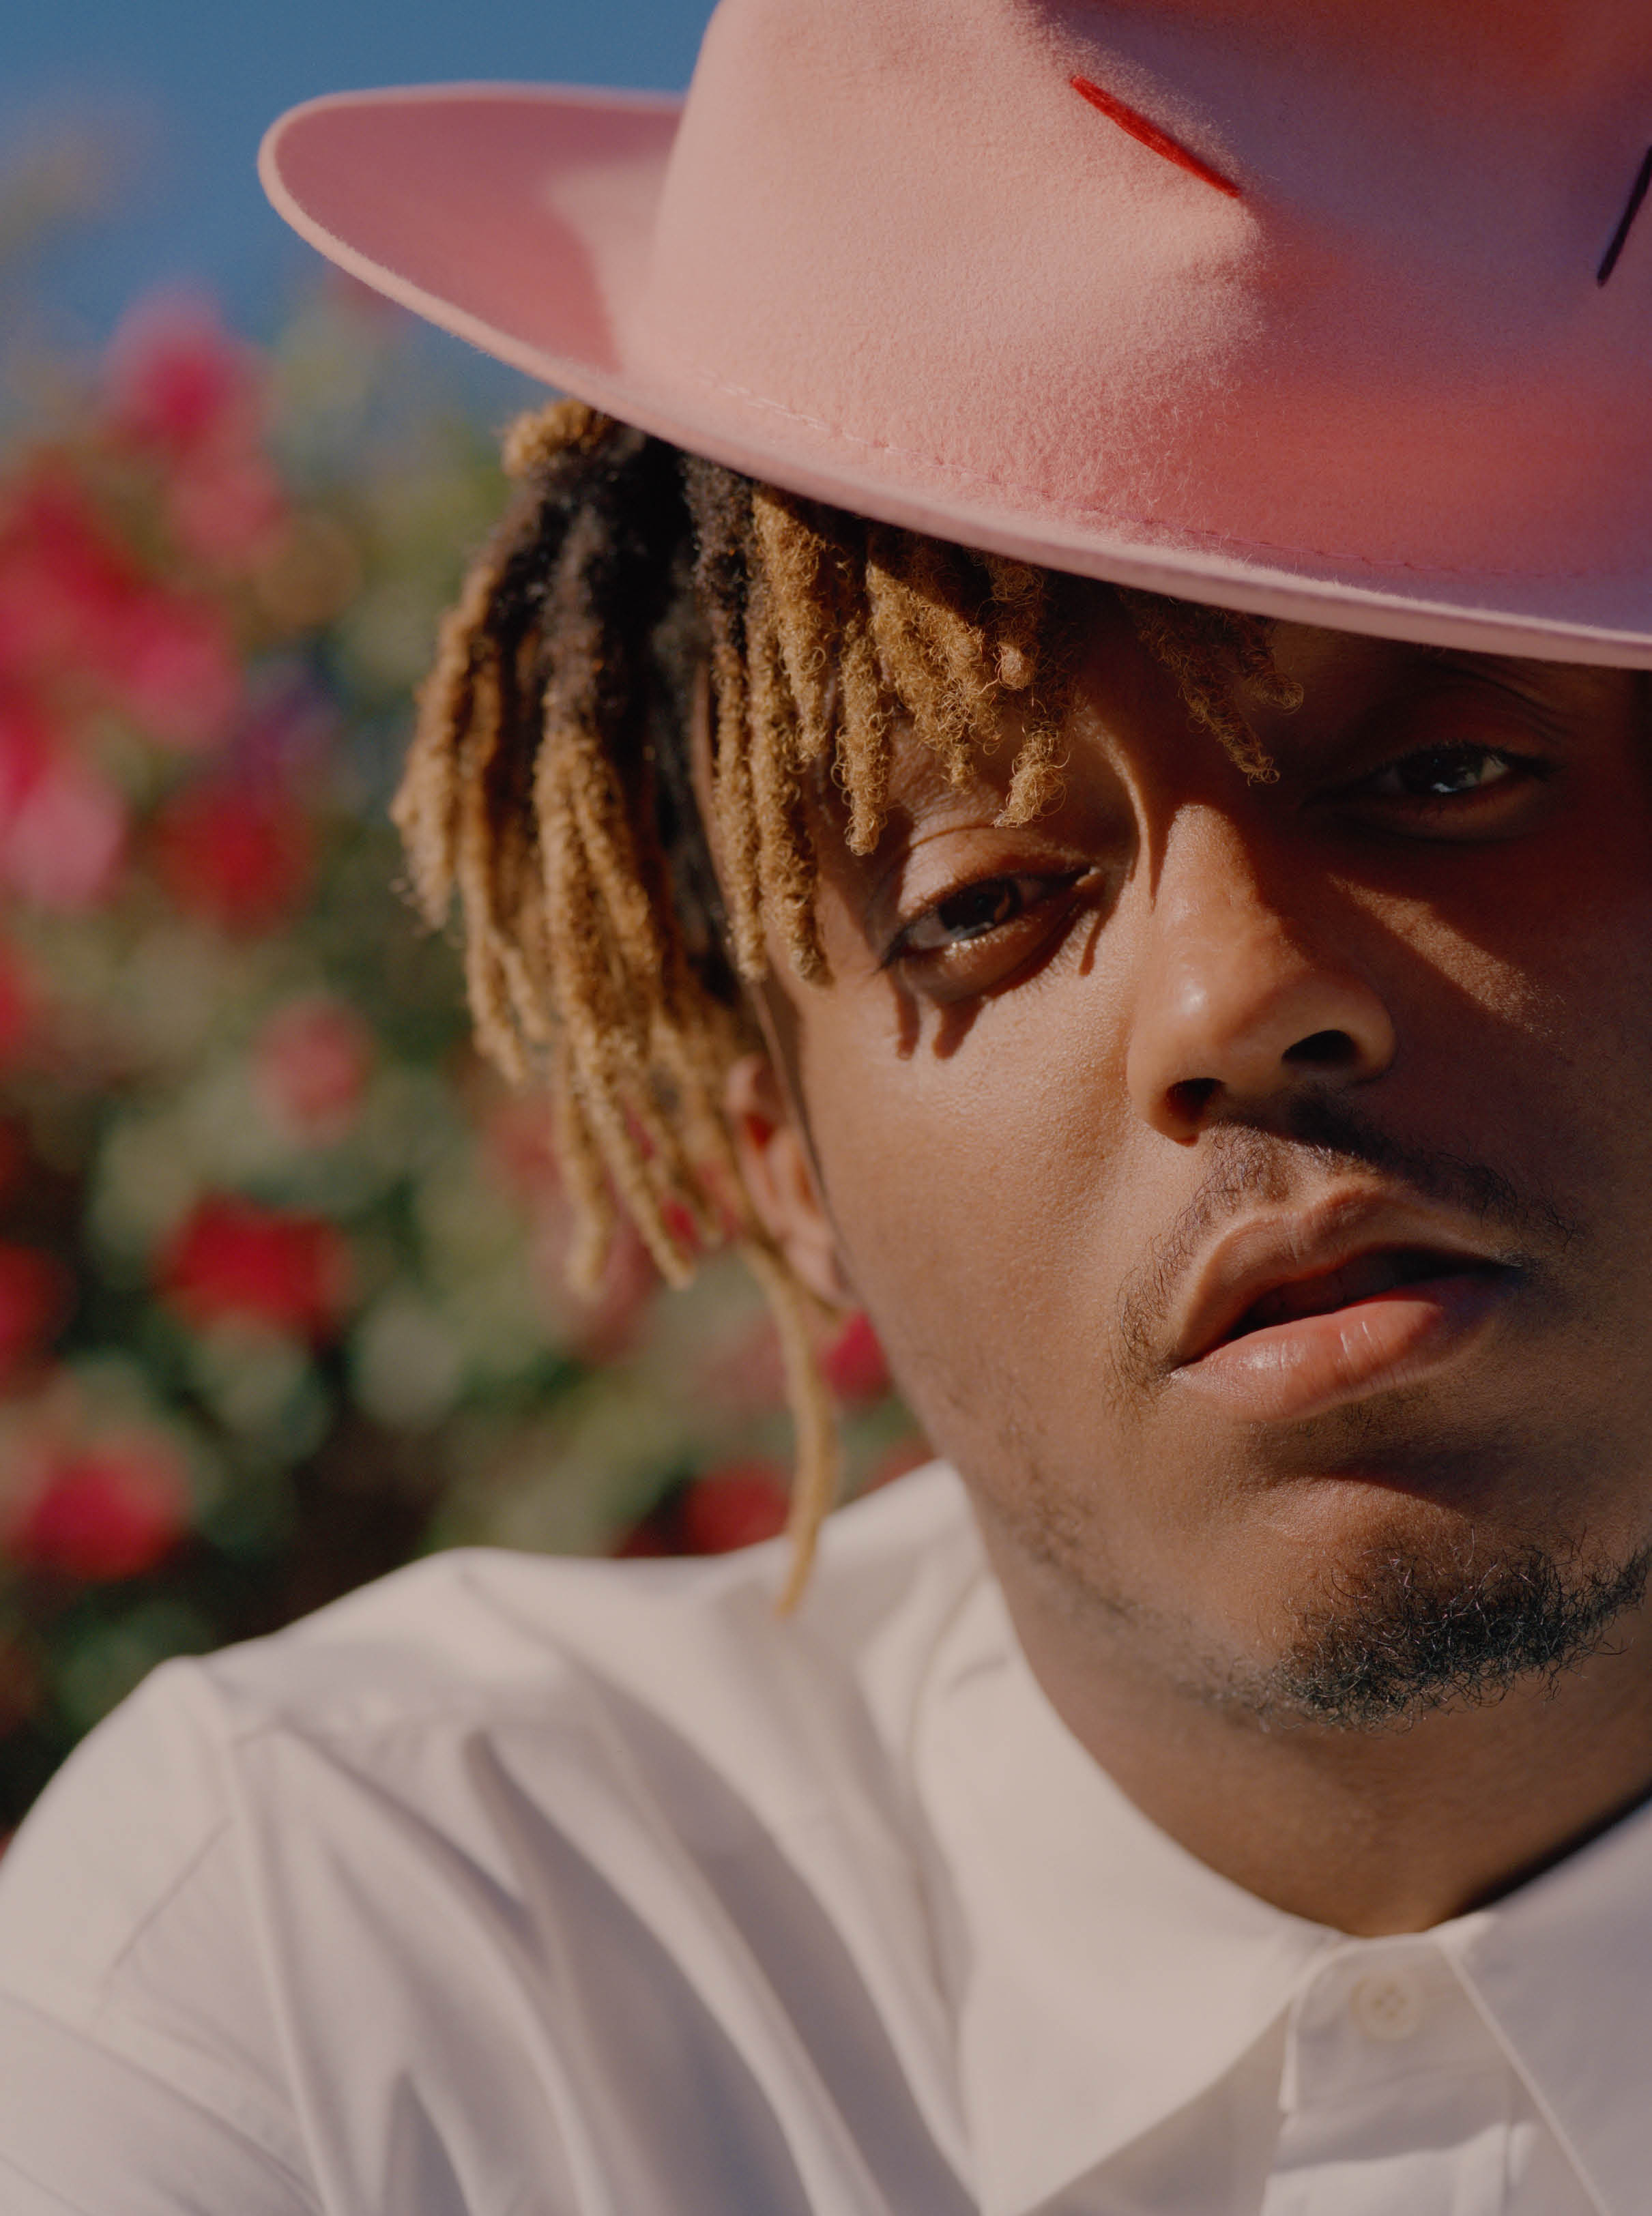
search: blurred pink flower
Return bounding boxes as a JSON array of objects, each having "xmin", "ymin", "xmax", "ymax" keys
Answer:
[
  {"xmin": 159, "ymin": 1194, "xmax": 353, "ymax": 1342},
  {"xmin": 0, "ymin": 470, "xmax": 134, "ymax": 691},
  {"xmin": 562, "ymin": 1220, "xmax": 658, "ymax": 1365},
  {"xmin": 0, "ymin": 682, "xmax": 126, "ymax": 908},
  {"xmin": 483, "ymin": 1097, "xmax": 662, "ymax": 1360},
  {"xmin": 102, "ymin": 295, "xmax": 265, "ymax": 467},
  {"xmin": 1, "ymin": 1434, "xmax": 190, "ymax": 1583},
  {"xmin": 109, "ymin": 590, "xmax": 241, "ymax": 748},
  {"xmin": 822, "ymin": 1311, "xmax": 891, "ymax": 1406},
  {"xmin": 167, "ymin": 454, "xmax": 287, "ymax": 571},
  {"xmin": 484, "ymin": 1094, "xmax": 562, "ymax": 1207},
  {"xmin": 0, "ymin": 755, "xmax": 126, "ymax": 909},
  {"xmin": 102, "ymin": 297, "xmax": 287, "ymax": 576},
  {"xmin": 254, "ymin": 998, "xmax": 374, "ymax": 1146},
  {"xmin": 153, "ymin": 779, "xmax": 311, "ymax": 933},
  {"xmin": 0, "ymin": 688, "xmax": 53, "ymax": 819},
  {"xmin": 0, "ymin": 469, "xmax": 241, "ymax": 747}
]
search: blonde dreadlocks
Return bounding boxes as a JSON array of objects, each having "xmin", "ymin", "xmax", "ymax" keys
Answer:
[{"xmin": 396, "ymin": 399, "xmax": 1291, "ymax": 1605}]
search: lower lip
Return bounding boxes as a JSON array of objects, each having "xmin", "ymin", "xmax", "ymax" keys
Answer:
[{"xmin": 1174, "ymin": 1271, "xmax": 1511, "ymax": 1425}]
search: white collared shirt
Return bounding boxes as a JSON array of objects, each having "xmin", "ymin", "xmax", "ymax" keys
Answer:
[{"xmin": 0, "ymin": 1463, "xmax": 1638, "ymax": 2215}]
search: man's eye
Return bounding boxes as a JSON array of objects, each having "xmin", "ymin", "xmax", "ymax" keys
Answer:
[
  {"xmin": 1365, "ymin": 744, "xmax": 1520, "ymax": 802},
  {"xmin": 890, "ymin": 873, "xmax": 1067, "ymax": 960}
]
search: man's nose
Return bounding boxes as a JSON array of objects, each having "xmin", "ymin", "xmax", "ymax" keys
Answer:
[{"xmin": 1124, "ymin": 816, "xmax": 1396, "ymax": 1142}]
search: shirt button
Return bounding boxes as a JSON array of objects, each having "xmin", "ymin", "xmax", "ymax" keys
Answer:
[{"xmin": 1348, "ymin": 1969, "xmax": 1426, "ymax": 2042}]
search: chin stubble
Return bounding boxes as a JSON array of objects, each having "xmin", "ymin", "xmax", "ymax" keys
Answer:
[{"xmin": 1217, "ymin": 1534, "xmax": 1652, "ymax": 1732}]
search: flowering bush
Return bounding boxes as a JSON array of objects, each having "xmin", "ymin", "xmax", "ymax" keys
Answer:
[{"xmin": 0, "ymin": 283, "xmax": 923, "ymax": 1834}]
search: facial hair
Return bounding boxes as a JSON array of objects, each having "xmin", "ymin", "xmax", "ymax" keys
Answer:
[
  {"xmin": 1228, "ymin": 1530, "xmax": 1652, "ymax": 1731},
  {"xmin": 1112, "ymin": 1089, "xmax": 1584, "ymax": 1399},
  {"xmin": 1095, "ymin": 1089, "xmax": 1639, "ymax": 1732}
]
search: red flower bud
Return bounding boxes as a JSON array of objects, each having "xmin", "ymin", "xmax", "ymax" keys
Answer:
[
  {"xmin": 680, "ymin": 1461, "xmax": 791, "ymax": 1555},
  {"xmin": 160, "ymin": 1194, "xmax": 352, "ymax": 1341},
  {"xmin": 3, "ymin": 1440, "xmax": 189, "ymax": 1583},
  {"xmin": 255, "ymin": 997, "xmax": 373, "ymax": 1145},
  {"xmin": 153, "ymin": 781, "xmax": 311, "ymax": 934},
  {"xmin": 0, "ymin": 1244, "xmax": 70, "ymax": 1380},
  {"xmin": 822, "ymin": 1311, "xmax": 891, "ymax": 1406}
]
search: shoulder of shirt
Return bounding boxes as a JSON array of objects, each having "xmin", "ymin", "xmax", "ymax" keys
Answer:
[
  {"xmin": 0, "ymin": 1461, "xmax": 983, "ymax": 1999},
  {"xmin": 201, "ymin": 1455, "xmax": 981, "ymax": 1746}
]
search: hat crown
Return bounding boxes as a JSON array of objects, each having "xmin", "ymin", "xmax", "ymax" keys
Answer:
[
  {"xmin": 259, "ymin": 0, "xmax": 1652, "ymax": 660},
  {"xmin": 632, "ymin": 0, "xmax": 1652, "ymax": 587}
]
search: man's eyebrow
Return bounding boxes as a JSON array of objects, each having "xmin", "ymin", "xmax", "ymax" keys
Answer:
[
  {"xmin": 1419, "ymin": 648, "xmax": 1601, "ymax": 703},
  {"xmin": 882, "ymin": 739, "xmax": 1014, "ymax": 818}
]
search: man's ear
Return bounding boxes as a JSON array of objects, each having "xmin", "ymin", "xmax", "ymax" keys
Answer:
[{"xmin": 724, "ymin": 1052, "xmax": 856, "ymax": 1311}]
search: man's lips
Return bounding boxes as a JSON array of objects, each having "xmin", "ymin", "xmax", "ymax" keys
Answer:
[
  {"xmin": 1221, "ymin": 1245, "xmax": 1492, "ymax": 1344},
  {"xmin": 1168, "ymin": 1203, "xmax": 1517, "ymax": 1424}
]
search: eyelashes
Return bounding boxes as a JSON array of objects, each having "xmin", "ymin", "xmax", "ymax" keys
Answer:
[
  {"xmin": 883, "ymin": 741, "xmax": 1548, "ymax": 974},
  {"xmin": 884, "ymin": 870, "xmax": 1088, "ymax": 968}
]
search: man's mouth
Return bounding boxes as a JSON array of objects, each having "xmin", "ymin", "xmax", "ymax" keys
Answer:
[
  {"xmin": 1170, "ymin": 1210, "xmax": 1517, "ymax": 1425},
  {"xmin": 1221, "ymin": 1246, "xmax": 1498, "ymax": 1343}
]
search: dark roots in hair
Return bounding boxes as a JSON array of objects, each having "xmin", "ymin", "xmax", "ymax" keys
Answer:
[{"xmin": 396, "ymin": 399, "xmax": 1296, "ymax": 1601}]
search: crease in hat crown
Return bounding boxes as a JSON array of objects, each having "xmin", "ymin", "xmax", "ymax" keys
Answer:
[{"xmin": 261, "ymin": 0, "xmax": 1652, "ymax": 666}]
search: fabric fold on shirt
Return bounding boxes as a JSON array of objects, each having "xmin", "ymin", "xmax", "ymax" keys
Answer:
[{"xmin": 0, "ymin": 1460, "xmax": 1647, "ymax": 2216}]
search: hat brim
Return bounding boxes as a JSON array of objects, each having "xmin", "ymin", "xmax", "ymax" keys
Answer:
[{"xmin": 262, "ymin": 85, "xmax": 1652, "ymax": 667}]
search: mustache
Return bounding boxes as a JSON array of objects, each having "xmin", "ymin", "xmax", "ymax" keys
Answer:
[{"xmin": 1114, "ymin": 1090, "xmax": 1586, "ymax": 1386}]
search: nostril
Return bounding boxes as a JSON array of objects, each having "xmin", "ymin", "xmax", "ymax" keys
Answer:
[
  {"xmin": 1167, "ymin": 1076, "xmax": 1220, "ymax": 1123},
  {"xmin": 1283, "ymin": 1028, "xmax": 1359, "ymax": 1072}
]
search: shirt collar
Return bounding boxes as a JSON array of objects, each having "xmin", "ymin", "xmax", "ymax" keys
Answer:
[
  {"xmin": 913, "ymin": 1576, "xmax": 1331, "ymax": 2216},
  {"xmin": 1436, "ymin": 1798, "xmax": 1652, "ymax": 2216},
  {"xmin": 914, "ymin": 1568, "xmax": 1652, "ymax": 2216}
]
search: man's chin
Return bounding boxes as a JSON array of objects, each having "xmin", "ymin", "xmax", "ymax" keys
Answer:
[{"xmin": 1219, "ymin": 1530, "xmax": 1652, "ymax": 1734}]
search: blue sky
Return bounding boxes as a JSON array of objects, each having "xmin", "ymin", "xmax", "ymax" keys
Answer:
[{"xmin": 1, "ymin": 1, "xmax": 716, "ymax": 358}]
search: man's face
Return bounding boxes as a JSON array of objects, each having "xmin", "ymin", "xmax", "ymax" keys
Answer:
[{"xmin": 759, "ymin": 605, "xmax": 1652, "ymax": 1722}]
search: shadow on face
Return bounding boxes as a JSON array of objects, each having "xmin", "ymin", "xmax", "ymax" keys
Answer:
[{"xmin": 739, "ymin": 617, "xmax": 1652, "ymax": 1712}]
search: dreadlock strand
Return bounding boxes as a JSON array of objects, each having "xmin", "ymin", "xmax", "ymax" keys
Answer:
[
  {"xmin": 692, "ymin": 483, "xmax": 770, "ymax": 982},
  {"xmin": 398, "ymin": 616, "xmax": 472, "ymax": 925},
  {"xmin": 535, "ymin": 500, "xmax": 668, "ymax": 994},
  {"xmin": 905, "ymin": 534, "xmax": 1002, "ymax": 755},
  {"xmin": 550, "ymin": 1055, "xmax": 616, "ymax": 1296},
  {"xmin": 998, "ymin": 718, "xmax": 1067, "ymax": 827},
  {"xmin": 746, "ymin": 572, "xmax": 827, "ymax": 981},
  {"xmin": 742, "ymin": 1240, "xmax": 841, "ymax": 1614},
  {"xmin": 502, "ymin": 394, "xmax": 614, "ymax": 481},
  {"xmin": 1215, "ymin": 608, "xmax": 1305, "ymax": 713},
  {"xmin": 447, "ymin": 656, "xmax": 539, "ymax": 1083},
  {"xmin": 751, "ymin": 491, "xmax": 843, "ymax": 763},
  {"xmin": 997, "ymin": 568, "xmax": 1082, "ymax": 825},
  {"xmin": 1116, "ymin": 586, "xmax": 1280, "ymax": 782},
  {"xmin": 833, "ymin": 613, "xmax": 894, "ymax": 854},
  {"xmin": 538, "ymin": 745, "xmax": 698, "ymax": 1285},
  {"xmin": 863, "ymin": 535, "xmax": 972, "ymax": 789},
  {"xmin": 983, "ymin": 553, "xmax": 1047, "ymax": 693},
  {"xmin": 397, "ymin": 505, "xmax": 532, "ymax": 931},
  {"xmin": 416, "ymin": 413, "xmax": 1333, "ymax": 1614}
]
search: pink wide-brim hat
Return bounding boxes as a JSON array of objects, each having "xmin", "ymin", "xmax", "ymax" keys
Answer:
[{"xmin": 263, "ymin": 0, "xmax": 1652, "ymax": 666}]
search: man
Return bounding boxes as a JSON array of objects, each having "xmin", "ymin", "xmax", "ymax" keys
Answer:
[{"xmin": 5, "ymin": 0, "xmax": 1652, "ymax": 2208}]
